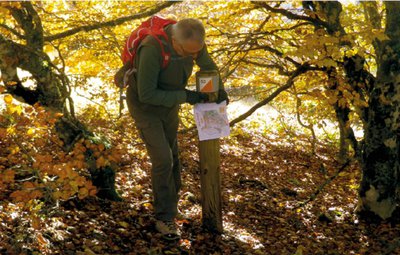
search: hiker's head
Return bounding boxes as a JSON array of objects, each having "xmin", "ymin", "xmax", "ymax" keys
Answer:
[{"xmin": 172, "ymin": 18, "xmax": 205, "ymax": 58}]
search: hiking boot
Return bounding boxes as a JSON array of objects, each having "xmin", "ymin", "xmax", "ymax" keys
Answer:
[{"xmin": 155, "ymin": 220, "xmax": 181, "ymax": 240}]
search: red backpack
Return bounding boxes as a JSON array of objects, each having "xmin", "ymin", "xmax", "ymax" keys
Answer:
[{"xmin": 114, "ymin": 16, "xmax": 176, "ymax": 88}]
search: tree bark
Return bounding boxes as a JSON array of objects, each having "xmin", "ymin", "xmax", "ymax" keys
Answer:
[
  {"xmin": 326, "ymin": 67, "xmax": 359, "ymax": 162},
  {"xmin": 311, "ymin": 0, "xmax": 400, "ymax": 219},
  {"xmin": 1, "ymin": 2, "xmax": 175, "ymax": 201},
  {"xmin": 358, "ymin": 2, "xmax": 400, "ymax": 219},
  {"xmin": 268, "ymin": 1, "xmax": 400, "ymax": 218}
]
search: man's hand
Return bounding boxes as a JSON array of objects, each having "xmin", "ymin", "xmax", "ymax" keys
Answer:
[
  {"xmin": 216, "ymin": 89, "xmax": 229, "ymax": 104},
  {"xmin": 185, "ymin": 90, "xmax": 209, "ymax": 105}
]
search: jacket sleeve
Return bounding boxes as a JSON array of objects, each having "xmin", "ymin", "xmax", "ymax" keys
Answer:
[
  {"xmin": 195, "ymin": 45, "xmax": 224, "ymax": 90},
  {"xmin": 135, "ymin": 45, "xmax": 187, "ymax": 107}
]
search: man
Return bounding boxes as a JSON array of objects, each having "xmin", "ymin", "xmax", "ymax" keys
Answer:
[{"xmin": 126, "ymin": 18, "xmax": 228, "ymax": 240}]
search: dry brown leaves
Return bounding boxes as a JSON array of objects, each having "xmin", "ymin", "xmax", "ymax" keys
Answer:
[{"xmin": 1, "ymin": 106, "xmax": 400, "ymax": 254}]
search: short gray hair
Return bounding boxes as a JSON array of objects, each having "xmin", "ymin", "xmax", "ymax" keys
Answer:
[{"xmin": 172, "ymin": 18, "xmax": 205, "ymax": 45}]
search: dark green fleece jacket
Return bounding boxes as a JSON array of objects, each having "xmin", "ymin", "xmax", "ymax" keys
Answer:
[{"xmin": 127, "ymin": 25, "xmax": 222, "ymax": 111}]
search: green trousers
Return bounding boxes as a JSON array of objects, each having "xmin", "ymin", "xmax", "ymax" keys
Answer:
[{"xmin": 126, "ymin": 92, "xmax": 182, "ymax": 221}]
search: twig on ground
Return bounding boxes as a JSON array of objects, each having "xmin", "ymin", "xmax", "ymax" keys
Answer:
[{"xmin": 293, "ymin": 159, "xmax": 351, "ymax": 209}]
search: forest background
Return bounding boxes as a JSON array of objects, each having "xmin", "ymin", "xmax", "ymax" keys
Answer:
[{"xmin": 1, "ymin": 1, "xmax": 400, "ymax": 254}]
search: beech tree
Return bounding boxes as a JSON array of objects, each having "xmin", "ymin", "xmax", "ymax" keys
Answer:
[
  {"xmin": 1, "ymin": 0, "xmax": 399, "ymax": 219},
  {"xmin": 0, "ymin": 1, "xmax": 176, "ymax": 201},
  {"xmin": 203, "ymin": 0, "xmax": 399, "ymax": 219},
  {"xmin": 360, "ymin": 1, "xmax": 400, "ymax": 219},
  {"xmin": 251, "ymin": 0, "xmax": 400, "ymax": 220}
]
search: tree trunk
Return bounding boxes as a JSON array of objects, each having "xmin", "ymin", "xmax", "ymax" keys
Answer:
[
  {"xmin": 325, "ymin": 67, "xmax": 358, "ymax": 163},
  {"xmin": 301, "ymin": 2, "xmax": 363, "ymax": 162},
  {"xmin": 0, "ymin": 2, "xmax": 121, "ymax": 201},
  {"xmin": 358, "ymin": 2, "xmax": 400, "ymax": 219},
  {"xmin": 295, "ymin": 1, "xmax": 400, "ymax": 219},
  {"xmin": 1, "ymin": 1, "xmax": 177, "ymax": 201}
]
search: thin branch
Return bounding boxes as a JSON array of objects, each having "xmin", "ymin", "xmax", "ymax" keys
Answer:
[
  {"xmin": 44, "ymin": 2, "xmax": 177, "ymax": 41},
  {"xmin": 252, "ymin": 1, "xmax": 331, "ymax": 31},
  {"xmin": 231, "ymin": 87, "xmax": 277, "ymax": 102},
  {"xmin": 229, "ymin": 63, "xmax": 313, "ymax": 127},
  {"xmin": 12, "ymin": 136, "xmax": 35, "ymax": 163},
  {"xmin": 212, "ymin": 42, "xmax": 301, "ymax": 70},
  {"xmin": 180, "ymin": 62, "xmax": 317, "ymax": 133},
  {"xmin": 214, "ymin": 17, "xmax": 268, "ymax": 79},
  {"xmin": 0, "ymin": 24, "xmax": 25, "ymax": 39},
  {"xmin": 293, "ymin": 159, "xmax": 351, "ymax": 209},
  {"xmin": 250, "ymin": 44, "xmax": 301, "ymax": 67},
  {"xmin": 74, "ymin": 92, "xmax": 119, "ymax": 126},
  {"xmin": 241, "ymin": 59, "xmax": 289, "ymax": 75},
  {"xmin": 294, "ymin": 87, "xmax": 317, "ymax": 154},
  {"xmin": 52, "ymin": 42, "xmax": 76, "ymax": 118}
]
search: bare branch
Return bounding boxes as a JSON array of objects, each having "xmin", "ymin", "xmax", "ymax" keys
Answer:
[
  {"xmin": 0, "ymin": 24, "xmax": 25, "ymax": 39},
  {"xmin": 294, "ymin": 159, "xmax": 351, "ymax": 209},
  {"xmin": 294, "ymin": 88, "xmax": 317, "ymax": 154},
  {"xmin": 251, "ymin": 44, "xmax": 301, "ymax": 67},
  {"xmin": 241, "ymin": 59, "xmax": 289, "ymax": 75},
  {"xmin": 44, "ymin": 2, "xmax": 177, "ymax": 41},
  {"xmin": 252, "ymin": 1, "xmax": 331, "ymax": 31},
  {"xmin": 229, "ymin": 63, "xmax": 313, "ymax": 127}
]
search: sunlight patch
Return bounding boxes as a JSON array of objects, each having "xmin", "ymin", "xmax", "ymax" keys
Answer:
[{"xmin": 223, "ymin": 221, "xmax": 265, "ymax": 251}]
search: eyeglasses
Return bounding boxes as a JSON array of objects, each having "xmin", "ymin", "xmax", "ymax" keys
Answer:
[{"xmin": 173, "ymin": 39, "xmax": 202, "ymax": 58}]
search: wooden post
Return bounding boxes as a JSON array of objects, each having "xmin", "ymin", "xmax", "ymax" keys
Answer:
[{"xmin": 196, "ymin": 71, "xmax": 223, "ymax": 233}]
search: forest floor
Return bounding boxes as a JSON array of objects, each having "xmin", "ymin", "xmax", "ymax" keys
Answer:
[{"xmin": 2, "ymin": 109, "xmax": 400, "ymax": 255}]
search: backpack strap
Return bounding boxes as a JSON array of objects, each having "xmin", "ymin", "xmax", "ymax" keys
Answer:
[
  {"xmin": 117, "ymin": 17, "xmax": 175, "ymax": 88},
  {"xmin": 149, "ymin": 34, "xmax": 171, "ymax": 69}
]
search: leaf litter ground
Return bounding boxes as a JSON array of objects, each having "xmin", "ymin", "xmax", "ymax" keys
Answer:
[{"xmin": 2, "ymin": 113, "xmax": 400, "ymax": 255}]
